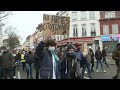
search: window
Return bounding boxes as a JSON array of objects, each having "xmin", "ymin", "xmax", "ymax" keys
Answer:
[
  {"xmin": 60, "ymin": 35, "xmax": 62, "ymax": 40},
  {"xmin": 105, "ymin": 11, "xmax": 115, "ymax": 18},
  {"xmin": 90, "ymin": 23, "xmax": 96, "ymax": 36},
  {"xmin": 82, "ymin": 24, "xmax": 87, "ymax": 36},
  {"xmin": 81, "ymin": 11, "xmax": 86, "ymax": 19},
  {"xmin": 57, "ymin": 35, "xmax": 59, "ymax": 41},
  {"xmin": 73, "ymin": 24, "xmax": 78, "ymax": 37},
  {"xmin": 103, "ymin": 25, "xmax": 109, "ymax": 35},
  {"xmin": 72, "ymin": 12, "xmax": 77, "ymax": 20},
  {"xmin": 112, "ymin": 24, "xmax": 118, "ymax": 34},
  {"xmin": 90, "ymin": 11, "xmax": 95, "ymax": 19}
]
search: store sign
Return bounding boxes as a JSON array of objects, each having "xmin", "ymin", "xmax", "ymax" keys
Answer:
[
  {"xmin": 101, "ymin": 35, "xmax": 119, "ymax": 41},
  {"xmin": 69, "ymin": 37, "xmax": 95, "ymax": 41}
]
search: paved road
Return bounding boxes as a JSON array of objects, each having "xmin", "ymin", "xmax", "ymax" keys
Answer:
[{"xmin": 16, "ymin": 58, "xmax": 117, "ymax": 79}]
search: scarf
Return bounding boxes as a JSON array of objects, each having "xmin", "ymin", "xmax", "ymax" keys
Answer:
[{"xmin": 52, "ymin": 51, "xmax": 60, "ymax": 62}]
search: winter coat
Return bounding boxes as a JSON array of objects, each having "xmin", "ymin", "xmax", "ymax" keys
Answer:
[
  {"xmin": 0, "ymin": 51, "xmax": 14, "ymax": 68},
  {"xmin": 95, "ymin": 50, "xmax": 103, "ymax": 60},
  {"xmin": 26, "ymin": 53, "xmax": 34, "ymax": 64},
  {"xmin": 75, "ymin": 50, "xmax": 86, "ymax": 68},
  {"xmin": 112, "ymin": 49, "xmax": 120, "ymax": 61},
  {"xmin": 102, "ymin": 49, "xmax": 106, "ymax": 57},
  {"xmin": 35, "ymin": 41, "xmax": 61, "ymax": 79},
  {"xmin": 15, "ymin": 53, "xmax": 21, "ymax": 61},
  {"xmin": 61, "ymin": 53, "xmax": 81, "ymax": 79}
]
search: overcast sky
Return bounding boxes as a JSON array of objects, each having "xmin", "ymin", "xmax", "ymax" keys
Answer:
[{"xmin": 4, "ymin": 11, "xmax": 58, "ymax": 44}]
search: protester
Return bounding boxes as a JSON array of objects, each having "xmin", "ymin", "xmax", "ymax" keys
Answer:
[
  {"xmin": 15, "ymin": 50, "xmax": 21, "ymax": 69},
  {"xmin": 0, "ymin": 46, "xmax": 14, "ymax": 79},
  {"xmin": 102, "ymin": 46, "xmax": 109, "ymax": 67},
  {"xmin": 61, "ymin": 44, "xmax": 81, "ymax": 79},
  {"xmin": 26, "ymin": 51, "xmax": 34, "ymax": 79},
  {"xmin": 58, "ymin": 47, "xmax": 64, "ymax": 61},
  {"xmin": 89, "ymin": 47, "xmax": 94, "ymax": 72},
  {"xmin": 0, "ymin": 47, "xmax": 3, "ymax": 79},
  {"xmin": 95, "ymin": 47, "xmax": 106, "ymax": 73},
  {"xmin": 34, "ymin": 54, "xmax": 40, "ymax": 79},
  {"xmin": 112, "ymin": 43, "xmax": 120, "ymax": 79},
  {"xmin": 12, "ymin": 50, "xmax": 18, "ymax": 79},
  {"xmin": 81, "ymin": 47, "xmax": 92, "ymax": 79},
  {"xmin": 21, "ymin": 51, "xmax": 26, "ymax": 71},
  {"xmin": 35, "ymin": 36, "xmax": 61, "ymax": 79}
]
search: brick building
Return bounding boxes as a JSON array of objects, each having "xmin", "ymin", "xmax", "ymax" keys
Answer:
[{"xmin": 100, "ymin": 11, "xmax": 120, "ymax": 55}]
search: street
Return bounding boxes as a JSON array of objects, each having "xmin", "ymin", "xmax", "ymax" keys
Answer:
[{"xmin": 15, "ymin": 57, "xmax": 117, "ymax": 79}]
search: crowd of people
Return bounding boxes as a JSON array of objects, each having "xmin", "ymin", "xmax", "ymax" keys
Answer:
[{"xmin": 0, "ymin": 36, "xmax": 119, "ymax": 79}]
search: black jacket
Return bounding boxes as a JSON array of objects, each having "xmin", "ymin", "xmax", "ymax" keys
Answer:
[
  {"xmin": 102, "ymin": 49, "xmax": 106, "ymax": 57},
  {"xmin": 35, "ymin": 41, "xmax": 61, "ymax": 79},
  {"xmin": 95, "ymin": 50, "xmax": 102, "ymax": 60}
]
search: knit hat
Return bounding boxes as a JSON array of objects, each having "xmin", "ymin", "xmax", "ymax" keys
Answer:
[
  {"xmin": 67, "ymin": 44, "xmax": 75, "ymax": 51},
  {"xmin": 75, "ymin": 43, "xmax": 81, "ymax": 48}
]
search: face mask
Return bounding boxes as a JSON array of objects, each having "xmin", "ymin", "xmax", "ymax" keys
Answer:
[
  {"xmin": 49, "ymin": 47, "xmax": 55, "ymax": 52},
  {"xmin": 67, "ymin": 51, "xmax": 75, "ymax": 58},
  {"xmin": 1, "ymin": 50, "xmax": 4, "ymax": 53},
  {"xmin": 13, "ymin": 54, "xmax": 16, "ymax": 56}
]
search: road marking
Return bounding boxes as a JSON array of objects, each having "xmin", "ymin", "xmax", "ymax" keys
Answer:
[{"xmin": 18, "ymin": 71, "xmax": 21, "ymax": 79}]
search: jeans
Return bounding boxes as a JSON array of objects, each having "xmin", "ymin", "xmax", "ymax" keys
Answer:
[
  {"xmin": 26, "ymin": 63, "xmax": 33, "ymax": 79},
  {"xmin": 35, "ymin": 64, "xmax": 40, "ymax": 79},
  {"xmin": 103, "ymin": 56, "xmax": 109, "ymax": 67},
  {"xmin": 22, "ymin": 62, "xmax": 26, "ymax": 71},
  {"xmin": 13, "ymin": 66, "xmax": 16, "ymax": 76},
  {"xmin": 96, "ymin": 60, "xmax": 103, "ymax": 70},
  {"xmin": 0, "ymin": 67, "xmax": 3, "ymax": 79},
  {"xmin": 81, "ymin": 62, "xmax": 92, "ymax": 79}
]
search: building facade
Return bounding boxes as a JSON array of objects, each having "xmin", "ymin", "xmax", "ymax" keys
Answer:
[
  {"xmin": 100, "ymin": 11, "xmax": 120, "ymax": 55},
  {"xmin": 57, "ymin": 11, "xmax": 101, "ymax": 52}
]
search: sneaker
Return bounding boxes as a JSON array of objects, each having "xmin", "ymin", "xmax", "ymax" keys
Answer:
[
  {"xmin": 85, "ymin": 71, "xmax": 87, "ymax": 73},
  {"xmin": 102, "ymin": 69, "xmax": 106, "ymax": 73},
  {"xmin": 96, "ymin": 70, "xmax": 99, "ymax": 72},
  {"xmin": 13, "ymin": 76, "xmax": 16, "ymax": 79}
]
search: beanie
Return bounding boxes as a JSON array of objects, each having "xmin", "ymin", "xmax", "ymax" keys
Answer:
[{"xmin": 67, "ymin": 44, "xmax": 74, "ymax": 51}]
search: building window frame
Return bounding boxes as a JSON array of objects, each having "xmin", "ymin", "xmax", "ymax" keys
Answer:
[
  {"xmin": 82, "ymin": 24, "xmax": 87, "ymax": 36},
  {"xmin": 90, "ymin": 11, "xmax": 95, "ymax": 19},
  {"xmin": 90, "ymin": 23, "xmax": 96, "ymax": 36},
  {"xmin": 105, "ymin": 11, "xmax": 115, "ymax": 18},
  {"xmin": 73, "ymin": 24, "xmax": 78, "ymax": 37},
  {"xmin": 112, "ymin": 24, "xmax": 118, "ymax": 34},
  {"xmin": 103, "ymin": 25, "xmax": 109, "ymax": 35},
  {"xmin": 72, "ymin": 12, "xmax": 77, "ymax": 20},
  {"xmin": 81, "ymin": 11, "xmax": 86, "ymax": 19}
]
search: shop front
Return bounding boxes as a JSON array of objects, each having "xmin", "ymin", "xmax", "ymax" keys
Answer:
[
  {"xmin": 57, "ymin": 37, "xmax": 95, "ymax": 49},
  {"xmin": 101, "ymin": 35, "xmax": 119, "ymax": 55}
]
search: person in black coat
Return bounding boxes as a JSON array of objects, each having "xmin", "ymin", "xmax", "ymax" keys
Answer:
[
  {"xmin": 95, "ymin": 47, "xmax": 106, "ymax": 73},
  {"xmin": 102, "ymin": 46, "xmax": 109, "ymax": 67},
  {"xmin": 35, "ymin": 38, "xmax": 61, "ymax": 79}
]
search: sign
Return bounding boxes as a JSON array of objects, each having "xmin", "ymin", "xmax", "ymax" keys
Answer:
[
  {"xmin": 43, "ymin": 14, "xmax": 70, "ymax": 35},
  {"xmin": 101, "ymin": 35, "xmax": 119, "ymax": 41},
  {"xmin": 57, "ymin": 37, "xmax": 95, "ymax": 46},
  {"xmin": 69, "ymin": 37, "xmax": 95, "ymax": 41}
]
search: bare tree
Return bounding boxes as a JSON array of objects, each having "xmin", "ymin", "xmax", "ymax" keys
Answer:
[
  {"xmin": 0, "ymin": 11, "xmax": 12, "ymax": 33},
  {"xmin": 5, "ymin": 25, "xmax": 20, "ymax": 49}
]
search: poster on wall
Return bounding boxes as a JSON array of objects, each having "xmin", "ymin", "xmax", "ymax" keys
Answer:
[{"xmin": 103, "ymin": 41, "xmax": 118, "ymax": 55}]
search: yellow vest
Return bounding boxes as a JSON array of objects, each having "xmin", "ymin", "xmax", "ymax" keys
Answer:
[{"xmin": 21, "ymin": 54, "xmax": 26, "ymax": 62}]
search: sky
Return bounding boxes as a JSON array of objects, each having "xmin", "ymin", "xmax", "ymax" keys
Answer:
[{"xmin": 3, "ymin": 11, "xmax": 58, "ymax": 44}]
